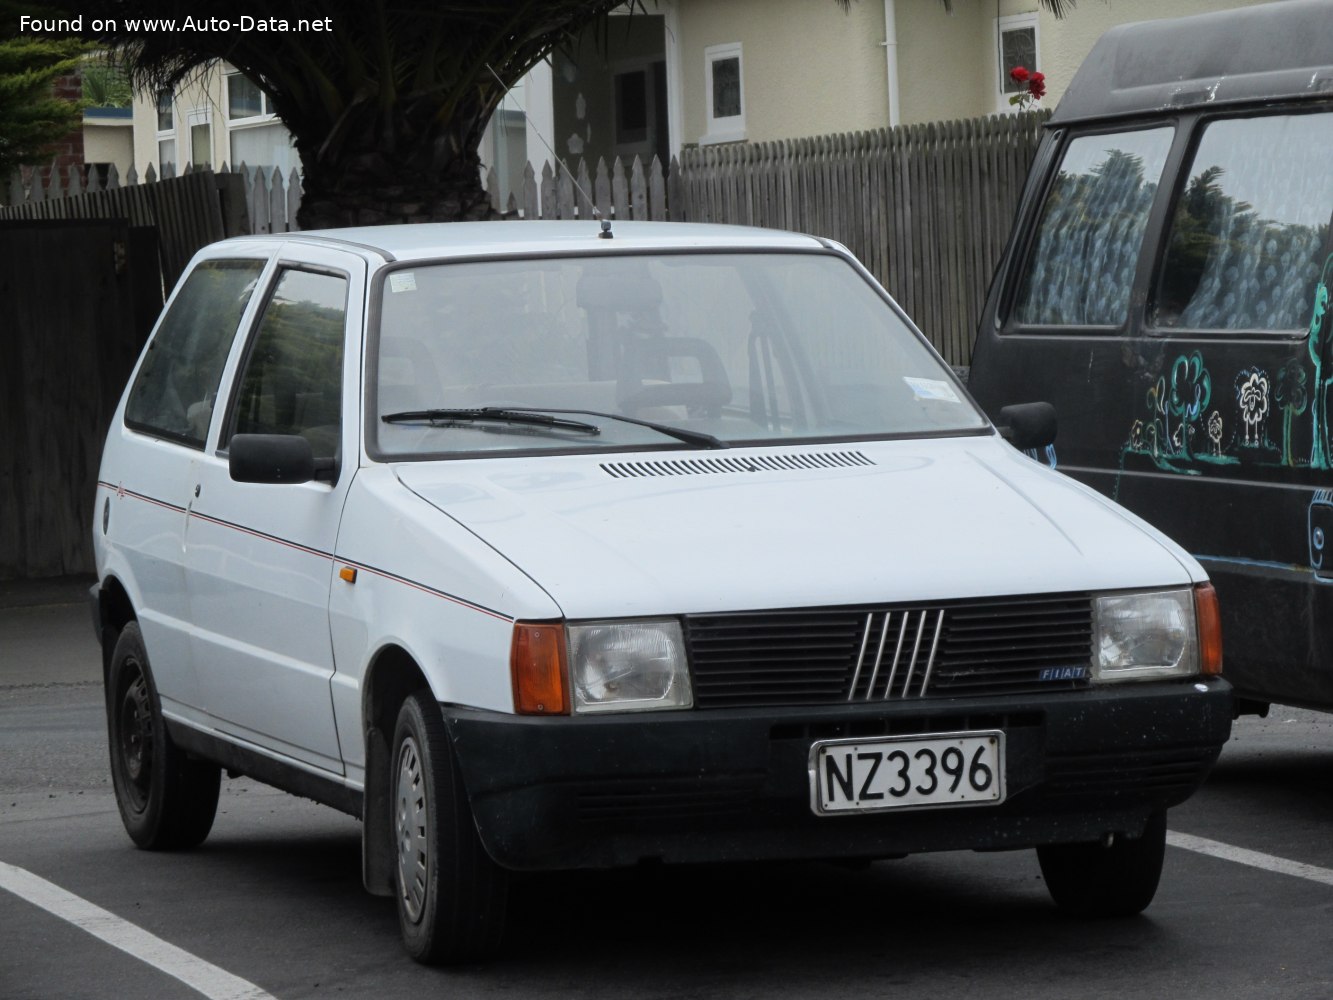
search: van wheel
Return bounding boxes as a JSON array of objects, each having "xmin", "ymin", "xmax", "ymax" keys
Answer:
[
  {"xmin": 392, "ymin": 692, "xmax": 508, "ymax": 964},
  {"xmin": 1037, "ymin": 810, "xmax": 1167, "ymax": 917},
  {"xmin": 107, "ymin": 622, "xmax": 220, "ymax": 849}
]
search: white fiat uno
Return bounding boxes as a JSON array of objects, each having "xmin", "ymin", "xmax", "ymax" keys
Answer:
[{"xmin": 92, "ymin": 221, "xmax": 1231, "ymax": 964}]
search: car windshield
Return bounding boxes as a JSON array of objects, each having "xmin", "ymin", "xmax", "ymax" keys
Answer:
[{"xmin": 371, "ymin": 250, "xmax": 986, "ymax": 458}]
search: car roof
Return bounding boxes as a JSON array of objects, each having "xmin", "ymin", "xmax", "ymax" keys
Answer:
[
  {"xmin": 228, "ymin": 220, "xmax": 827, "ymax": 263},
  {"xmin": 1050, "ymin": 0, "xmax": 1333, "ymax": 126}
]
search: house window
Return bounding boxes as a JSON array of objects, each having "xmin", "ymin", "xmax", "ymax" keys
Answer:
[
  {"xmin": 703, "ymin": 43, "xmax": 744, "ymax": 145},
  {"xmin": 188, "ymin": 109, "xmax": 211, "ymax": 169},
  {"xmin": 225, "ymin": 70, "xmax": 297, "ymax": 175},
  {"xmin": 227, "ymin": 73, "xmax": 268, "ymax": 120},
  {"xmin": 156, "ymin": 90, "xmax": 175, "ymax": 174},
  {"xmin": 155, "ymin": 90, "xmax": 173, "ymax": 131},
  {"xmin": 997, "ymin": 13, "xmax": 1039, "ymax": 112}
]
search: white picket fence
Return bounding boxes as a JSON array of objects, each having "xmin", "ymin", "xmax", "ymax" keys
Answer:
[
  {"xmin": 484, "ymin": 155, "xmax": 672, "ymax": 221},
  {"xmin": 5, "ymin": 161, "xmax": 304, "ymax": 234}
]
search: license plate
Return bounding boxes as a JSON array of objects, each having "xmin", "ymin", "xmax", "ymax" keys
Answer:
[{"xmin": 809, "ymin": 731, "xmax": 1005, "ymax": 815}]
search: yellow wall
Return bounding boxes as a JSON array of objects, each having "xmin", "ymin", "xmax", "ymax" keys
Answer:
[
  {"xmin": 678, "ymin": 0, "xmax": 890, "ymax": 145},
  {"xmin": 895, "ymin": 1, "xmax": 993, "ymax": 126},
  {"xmin": 83, "ymin": 120, "xmax": 133, "ymax": 176},
  {"xmin": 676, "ymin": 0, "xmax": 1286, "ymax": 143}
]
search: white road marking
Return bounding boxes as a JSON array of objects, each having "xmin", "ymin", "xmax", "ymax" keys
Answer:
[
  {"xmin": 0, "ymin": 861, "xmax": 276, "ymax": 1000},
  {"xmin": 1168, "ymin": 831, "xmax": 1333, "ymax": 887}
]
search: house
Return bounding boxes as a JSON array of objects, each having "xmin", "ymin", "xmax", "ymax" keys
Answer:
[
  {"xmin": 128, "ymin": 64, "xmax": 298, "ymax": 180},
  {"xmin": 126, "ymin": 0, "xmax": 1284, "ymax": 204}
]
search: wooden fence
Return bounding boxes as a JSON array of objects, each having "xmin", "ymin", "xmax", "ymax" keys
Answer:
[
  {"xmin": 0, "ymin": 168, "xmax": 246, "ymax": 290},
  {"xmin": 0, "ymin": 220, "xmax": 162, "ymax": 579},
  {"xmin": 673, "ymin": 112, "xmax": 1049, "ymax": 366}
]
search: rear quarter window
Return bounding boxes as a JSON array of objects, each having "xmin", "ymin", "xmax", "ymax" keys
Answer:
[{"xmin": 1013, "ymin": 128, "xmax": 1173, "ymax": 327}]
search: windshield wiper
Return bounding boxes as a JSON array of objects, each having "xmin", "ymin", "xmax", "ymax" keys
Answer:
[
  {"xmin": 511, "ymin": 407, "xmax": 729, "ymax": 450},
  {"xmin": 382, "ymin": 405, "xmax": 728, "ymax": 450},
  {"xmin": 381, "ymin": 407, "xmax": 601, "ymax": 436}
]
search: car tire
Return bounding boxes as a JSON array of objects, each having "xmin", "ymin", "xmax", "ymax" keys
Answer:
[
  {"xmin": 1037, "ymin": 810, "xmax": 1167, "ymax": 917},
  {"xmin": 106, "ymin": 622, "xmax": 221, "ymax": 850},
  {"xmin": 392, "ymin": 692, "xmax": 509, "ymax": 965}
]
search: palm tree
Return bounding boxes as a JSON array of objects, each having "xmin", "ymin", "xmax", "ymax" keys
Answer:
[
  {"xmin": 41, "ymin": 0, "xmax": 1073, "ymax": 229},
  {"xmin": 58, "ymin": 0, "xmax": 630, "ymax": 228}
]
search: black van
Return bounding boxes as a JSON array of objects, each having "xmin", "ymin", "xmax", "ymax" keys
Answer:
[{"xmin": 968, "ymin": 0, "xmax": 1333, "ymax": 713}]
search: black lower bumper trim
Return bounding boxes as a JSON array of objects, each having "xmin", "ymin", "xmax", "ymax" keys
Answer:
[{"xmin": 445, "ymin": 679, "xmax": 1231, "ymax": 870}]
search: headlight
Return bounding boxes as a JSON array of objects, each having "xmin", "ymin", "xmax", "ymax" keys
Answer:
[
  {"xmin": 1092, "ymin": 588, "xmax": 1198, "ymax": 682},
  {"xmin": 568, "ymin": 620, "xmax": 692, "ymax": 714}
]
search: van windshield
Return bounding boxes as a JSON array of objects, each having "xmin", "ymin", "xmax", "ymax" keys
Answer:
[{"xmin": 371, "ymin": 251, "xmax": 986, "ymax": 457}]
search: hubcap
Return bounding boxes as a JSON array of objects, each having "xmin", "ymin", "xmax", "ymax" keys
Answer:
[
  {"xmin": 395, "ymin": 735, "xmax": 429, "ymax": 924},
  {"xmin": 116, "ymin": 665, "xmax": 154, "ymax": 812}
]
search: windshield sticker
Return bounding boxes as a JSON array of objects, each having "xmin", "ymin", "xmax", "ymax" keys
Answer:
[
  {"xmin": 904, "ymin": 377, "xmax": 960, "ymax": 403},
  {"xmin": 389, "ymin": 272, "xmax": 417, "ymax": 294}
]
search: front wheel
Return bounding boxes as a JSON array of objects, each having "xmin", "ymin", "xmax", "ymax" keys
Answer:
[
  {"xmin": 1037, "ymin": 810, "xmax": 1167, "ymax": 917},
  {"xmin": 106, "ymin": 622, "xmax": 220, "ymax": 849},
  {"xmin": 392, "ymin": 692, "xmax": 509, "ymax": 964}
]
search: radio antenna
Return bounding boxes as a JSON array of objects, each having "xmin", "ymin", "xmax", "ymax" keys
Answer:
[{"xmin": 485, "ymin": 63, "xmax": 612, "ymax": 238}]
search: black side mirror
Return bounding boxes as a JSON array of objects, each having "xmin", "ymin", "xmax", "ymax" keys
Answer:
[
  {"xmin": 229, "ymin": 433, "xmax": 317, "ymax": 484},
  {"xmin": 997, "ymin": 402, "xmax": 1057, "ymax": 451}
]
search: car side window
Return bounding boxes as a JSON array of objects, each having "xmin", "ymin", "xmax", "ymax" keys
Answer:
[
  {"xmin": 1152, "ymin": 112, "xmax": 1333, "ymax": 332},
  {"xmin": 227, "ymin": 268, "xmax": 348, "ymax": 461},
  {"xmin": 1012, "ymin": 128, "xmax": 1173, "ymax": 327},
  {"xmin": 124, "ymin": 259, "xmax": 265, "ymax": 448}
]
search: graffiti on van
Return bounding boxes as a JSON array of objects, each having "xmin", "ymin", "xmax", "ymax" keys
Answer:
[
  {"xmin": 1023, "ymin": 444, "xmax": 1058, "ymax": 469},
  {"xmin": 1123, "ymin": 350, "xmax": 1235, "ymax": 473},
  {"xmin": 1121, "ymin": 254, "xmax": 1333, "ymax": 475},
  {"xmin": 1307, "ymin": 253, "xmax": 1333, "ymax": 468},
  {"xmin": 1275, "ymin": 358, "xmax": 1309, "ymax": 466},
  {"xmin": 1235, "ymin": 368, "xmax": 1271, "ymax": 447}
]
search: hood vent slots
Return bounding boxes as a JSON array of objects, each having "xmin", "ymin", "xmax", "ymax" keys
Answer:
[{"xmin": 601, "ymin": 450, "xmax": 875, "ymax": 479}]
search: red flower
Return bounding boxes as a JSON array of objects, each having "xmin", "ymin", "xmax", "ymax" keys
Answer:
[
  {"xmin": 1009, "ymin": 65, "xmax": 1031, "ymax": 83},
  {"xmin": 1028, "ymin": 73, "xmax": 1047, "ymax": 100}
]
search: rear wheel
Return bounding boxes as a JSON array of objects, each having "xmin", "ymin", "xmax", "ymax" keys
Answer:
[
  {"xmin": 392, "ymin": 692, "xmax": 508, "ymax": 964},
  {"xmin": 1037, "ymin": 811, "xmax": 1167, "ymax": 917},
  {"xmin": 106, "ymin": 622, "xmax": 220, "ymax": 849}
]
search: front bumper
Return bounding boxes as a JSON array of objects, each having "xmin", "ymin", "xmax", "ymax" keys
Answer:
[{"xmin": 445, "ymin": 678, "xmax": 1232, "ymax": 871}]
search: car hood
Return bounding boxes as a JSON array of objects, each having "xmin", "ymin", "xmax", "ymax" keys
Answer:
[{"xmin": 393, "ymin": 436, "xmax": 1198, "ymax": 619}]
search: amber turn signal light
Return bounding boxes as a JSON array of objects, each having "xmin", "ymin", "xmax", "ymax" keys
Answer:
[
  {"xmin": 1194, "ymin": 583, "xmax": 1223, "ymax": 676},
  {"xmin": 512, "ymin": 622, "xmax": 569, "ymax": 715}
]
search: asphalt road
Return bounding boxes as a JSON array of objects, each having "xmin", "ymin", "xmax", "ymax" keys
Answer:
[{"xmin": 3, "ymin": 583, "xmax": 1332, "ymax": 999}]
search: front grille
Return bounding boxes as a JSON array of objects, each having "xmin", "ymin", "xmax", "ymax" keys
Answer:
[{"xmin": 685, "ymin": 593, "xmax": 1093, "ymax": 709}]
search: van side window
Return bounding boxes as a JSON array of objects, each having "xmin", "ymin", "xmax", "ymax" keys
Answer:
[
  {"xmin": 124, "ymin": 260, "xmax": 264, "ymax": 448},
  {"xmin": 1153, "ymin": 113, "xmax": 1333, "ymax": 332},
  {"xmin": 1013, "ymin": 128, "xmax": 1173, "ymax": 327},
  {"xmin": 228, "ymin": 268, "xmax": 348, "ymax": 461}
]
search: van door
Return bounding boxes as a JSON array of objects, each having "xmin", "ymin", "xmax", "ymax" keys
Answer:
[
  {"xmin": 184, "ymin": 248, "xmax": 364, "ymax": 772},
  {"xmin": 970, "ymin": 110, "xmax": 1333, "ymax": 708}
]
